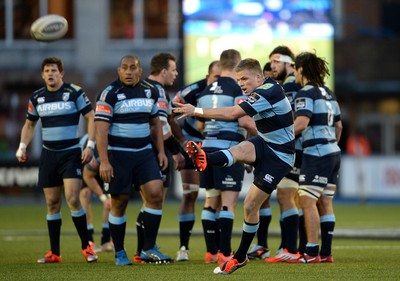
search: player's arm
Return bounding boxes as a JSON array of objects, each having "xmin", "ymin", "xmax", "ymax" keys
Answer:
[
  {"xmin": 334, "ymin": 120, "xmax": 343, "ymax": 143},
  {"xmin": 16, "ymin": 119, "xmax": 37, "ymax": 164},
  {"xmin": 81, "ymin": 110, "xmax": 95, "ymax": 164},
  {"xmin": 294, "ymin": 116, "xmax": 310, "ymax": 135},
  {"xmin": 239, "ymin": 115, "xmax": 257, "ymax": 138},
  {"xmin": 173, "ymin": 102, "xmax": 246, "ymax": 121},
  {"xmin": 95, "ymin": 121, "xmax": 113, "ymax": 183},
  {"xmin": 150, "ymin": 116, "xmax": 168, "ymax": 171}
]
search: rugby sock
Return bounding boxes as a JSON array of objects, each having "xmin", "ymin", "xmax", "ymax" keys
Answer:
[
  {"xmin": 71, "ymin": 208, "xmax": 89, "ymax": 249},
  {"xmin": 178, "ymin": 213, "xmax": 195, "ymax": 249},
  {"xmin": 215, "ymin": 213, "xmax": 220, "ymax": 250},
  {"xmin": 278, "ymin": 215, "xmax": 286, "ymax": 249},
  {"xmin": 201, "ymin": 207, "xmax": 218, "ymax": 254},
  {"xmin": 47, "ymin": 213, "xmax": 62, "ymax": 256},
  {"xmin": 219, "ymin": 209, "xmax": 234, "ymax": 256},
  {"xmin": 108, "ymin": 214, "xmax": 127, "ymax": 252},
  {"xmin": 282, "ymin": 208, "xmax": 299, "ymax": 253},
  {"xmin": 258, "ymin": 208, "xmax": 272, "ymax": 248},
  {"xmin": 87, "ymin": 223, "xmax": 94, "ymax": 242},
  {"xmin": 320, "ymin": 214, "xmax": 335, "ymax": 256},
  {"xmin": 101, "ymin": 223, "xmax": 111, "ymax": 245},
  {"xmin": 305, "ymin": 243, "xmax": 319, "ymax": 257},
  {"xmin": 207, "ymin": 150, "xmax": 234, "ymax": 167},
  {"xmin": 142, "ymin": 207, "xmax": 162, "ymax": 251},
  {"xmin": 298, "ymin": 210, "xmax": 307, "ymax": 254},
  {"xmin": 233, "ymin": 221, "xmax": 259, "ymax": 263},
  {"xmin": 136, "ymin": 210, "xmax": 144, "ymax": 253}
]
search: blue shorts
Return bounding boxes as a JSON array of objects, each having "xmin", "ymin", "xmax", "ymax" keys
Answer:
[
  {"xmin": 200, "ymin": 162, "xmax": 244, "ymax": 192},
  {"xmin": 108, "ymin": 149, "xmax": 162, "ymax": 195},
  {"xmin": 248, "ymin": 136, "xmax": 293, "ymax": 194},
  {"xmin": 39, "ymin": 147, "xmax": 82, "ymax": 188},
  {"xmin": 299, "ymin": 153, "xmax": 341, "ymax": 187}
]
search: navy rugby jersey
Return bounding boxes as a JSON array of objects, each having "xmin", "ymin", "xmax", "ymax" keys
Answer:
[
  {"xmin": 94, "ymin": 79, "xmax": 159, "ymax": 152},
  {"xmin": 144, "ymin": 78, "xmax": 172, "ymax": 137},
  {"xmin": 282, "ymin": 73, "xmax": 303, "ymax": 165},
  {"xmin": 294, "ymin": 84, "xmax": 341, "ymax": 157},
  {"xmin": 26, "ymin": 83, "xmax": 92, "ymax": 150},
  {"xmin": 239, "ymin": 77, "xmax": 295, "ymax": 166},
  {"xmin": 197, "ymin": 77, "xmax": 247, "ymax": 150},
  {"xmin": 173, "ymin": 79, "xmax": 207, "ymax": 142}
]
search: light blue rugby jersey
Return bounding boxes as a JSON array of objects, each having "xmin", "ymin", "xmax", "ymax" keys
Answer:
[
  {"xmin": 239, "ymin": 77, "xmax": 295, "ymax": 167},
  {"xmin": 95, "ymin": 79, "xmax": 159, "ymax": 152},
  {"xmin": 197, "ymin": 77, "xmax": 247, "ymax": 150},
  {"xmin": 294, "ymin": 84, "xmax": 341, "ymax": 157},
  {"xmin": 27, "ymin": 83, "xmax": 93, "ymax": 150}
]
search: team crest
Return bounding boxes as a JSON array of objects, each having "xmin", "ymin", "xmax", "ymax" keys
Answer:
[
  {"xmin": 145, "ymin": 89, "xmax": 152, "ymax": 98},
  {"xmin": 62, "ymin": 92, "xmax": 70, "ymax": 101}
]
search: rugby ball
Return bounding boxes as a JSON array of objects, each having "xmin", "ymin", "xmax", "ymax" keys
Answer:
[{"xmin": 30, "ymin": 14, "xmax": 68, "ymax": 42}]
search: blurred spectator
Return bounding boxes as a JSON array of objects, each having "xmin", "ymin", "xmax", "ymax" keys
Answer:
[{"xmin": 346, "ymin": 128, "xmax": 371, "ymax": 156}]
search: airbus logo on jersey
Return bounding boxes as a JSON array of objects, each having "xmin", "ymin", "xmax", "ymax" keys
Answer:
[
  {"xmin": 119, "ymin": 99, "xmax": 154, "ymax": 112},
  {"xmin": 37, "ymin": 102, "xmax": 72, "ymax": 115},
  {"xmin": 312, "ymin": 175, "xmax": 327, "ymax": 185},
  {"xmin": 263, "ymin": 173, "xmax": 274, "ymax": 183}
]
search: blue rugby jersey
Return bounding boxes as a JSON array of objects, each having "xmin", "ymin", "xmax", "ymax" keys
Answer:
[
  {"xmin": 294, "ymin": 84, "xmax": 341, "ymax": 157},
  {"xmin": 144, "ymin": 78, "xmax": 172, "ymax": 137},
  {"xmin": 197, "ymin": 77, "xmax": 247, "ymax": 150},
  {"xmin": 239, "ymin": 77, "xmax": 295, "ymax": 167},
  {"xmin": 94, "ymin": 79, "xmax": 159, "ymax": 152},
  {"xmin": 26, "ymin": 83, "xmax": 93, "ymax": 150},
  {"xmin": 173, "ymin": 79, "xmax": 207, "ymax": 141}
]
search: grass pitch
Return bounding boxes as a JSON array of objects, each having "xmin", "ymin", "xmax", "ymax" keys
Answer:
[{"xmin": 0, "ymin": 200, "xmax": 399, "ymax": 281}]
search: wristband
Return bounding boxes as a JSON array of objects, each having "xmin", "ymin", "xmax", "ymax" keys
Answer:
[
  {"xmin": 194, "ymin": 107, "xmax": 204, "ymax": 115},
  {"xmin": 99, "ymin": 194, "xmax": 107, "ymax": 203},
  {"xmin": 19, "ymin": 143, "xmax": 27, "ymax": 150},
  {"xmin": 86, "ymin": 140, "xmax": 95, "ymax": 150},
  {"xmin": 16, "ymin": 143, "xmax": 27, "ymax": 157}
]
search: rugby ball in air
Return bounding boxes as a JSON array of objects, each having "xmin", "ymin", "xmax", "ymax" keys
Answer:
[{"xmin": 30, "ymin": 14, "xmax": 68, "ymax": 42}]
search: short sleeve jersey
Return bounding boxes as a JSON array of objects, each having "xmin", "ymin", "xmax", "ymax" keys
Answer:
[
  {"xmin": 26, "ymin": 83, "xmax": 92, "ymax": 150},
  {"xmin": 294, "ymin": 84, "xmax": 341, "ymax": 157},
  {"xmin": 239, "ymin": 77, "xmax": 295, "ymax": 166},
  {"xmin": 95, "ymin": 79, "xmax": 159, "ymax": 152},
  {"xmin": 197, "ymin": 77, "xmax": 247, "ymax": 150}
]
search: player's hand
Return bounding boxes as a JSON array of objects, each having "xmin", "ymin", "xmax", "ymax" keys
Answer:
[
  {"xmin": 16, "ymin": 143, "xmax": 29, "ymax": 164},
  {"xmin": 172, "ymin": 152, "xmax": 185, "ymax": 171},
  {"xmin": 81, "ymin": 147, "xmax": 94, "ymax": 164},
  {"xmin": 158, "ymin": 152, "xmax": 168, "ymax": 171},
  {"xmin": 172, "ymin": 102, "xmax": 196, "ymax": 120},
  {"xmin": 99, "ymin": 161, "xmax": 113, "ymax": 183}
]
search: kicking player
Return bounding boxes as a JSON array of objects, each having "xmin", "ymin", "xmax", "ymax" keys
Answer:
[{"xmin": 174, "ymin": 58, "xmax": 295, "ymax": 274}]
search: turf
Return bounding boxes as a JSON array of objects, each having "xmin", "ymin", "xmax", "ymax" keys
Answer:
[{"xmin": 0, "ymin": 200, "xmax": 399, "ymax": 281}]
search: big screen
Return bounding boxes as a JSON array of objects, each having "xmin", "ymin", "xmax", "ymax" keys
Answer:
[{"xmin": 183, "ymin": 0, "xmax": 334, "ymax": 89}]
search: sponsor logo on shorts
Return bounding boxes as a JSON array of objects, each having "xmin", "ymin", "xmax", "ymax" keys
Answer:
[
  {"xmin": 263, "ymin": 173, "xmax": 274, "ymax": 183},
  {"xmin": 222, "ymin": 175, "xmax": 236, "ymax": 187},
  {"xmin": 299, "ymin": 174, "xmax": 306, "ymax": 182},
  {"xmin": 312, "ymin": 175, "xmax": 327, "ymax": 185}
]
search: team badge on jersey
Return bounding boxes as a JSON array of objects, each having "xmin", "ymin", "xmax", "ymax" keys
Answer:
[
  {"xmin": 37, "ymin": 97, "xmax": 45, "ymax": 103},
  {"xmin": 247, "ymin": 93, "xmax": 260, "ymax": 104},
  {"xmin": 62, "ymin": 92, "xmax": 70, "ymax": 101},
  {"xmin": 145, "ymin": 89, "xmax": 151, "ymax": 98},
  {"xmin": 295, "ymin": 98, "xmax": 306, "ymax": 110},
  {"xmin": 117, "ymin": 93, "xmax": 126, "ymax": 100}
]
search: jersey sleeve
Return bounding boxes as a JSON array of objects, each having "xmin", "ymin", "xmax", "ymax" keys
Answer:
[
  {"xmin": 95, "ymin": 85, "xmax": 115, "ymax": 123},
  {"xmin": 294, "ymin": 90, "xmax": 313, "ymax": 119}
]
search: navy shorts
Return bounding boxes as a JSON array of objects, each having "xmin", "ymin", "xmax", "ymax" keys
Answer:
[
  {"xmin": 38, "ymin": 147, "xmax": 83, "ymax": 188},
  {"xmin": 107, "ymin": 149, "xmax": 162, "ymax": 195},
  {"xmin": 299, "ymin": 153, "xmax": 341, "ymax": 187},
  {"xmin": 248, "ymin": 136, "xmax": 293, "ymax": 194},
  {"xmin": 200, "ymin": 162, "xmax": 244, "ymax": 192}
]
